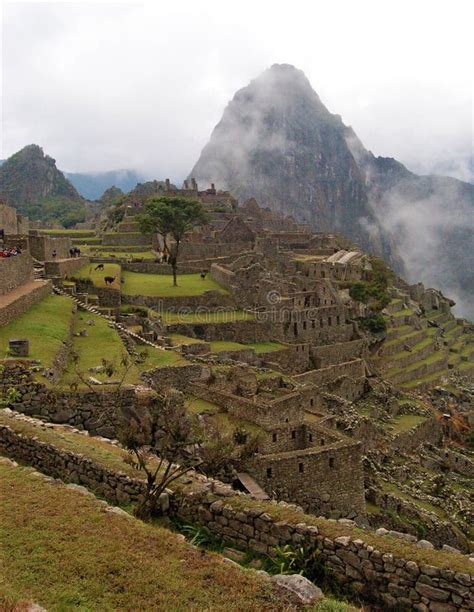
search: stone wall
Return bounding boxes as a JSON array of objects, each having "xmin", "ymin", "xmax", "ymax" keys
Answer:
[
  {"xmin": 0, "ymin": 364, "xmax": 137, "ymax": 438},
  {"xmin": 166, "ymin": 319, "xmax": 269, "ymax": 344},
  {"xmin": 294, "ymin": 359, "xmax": 366, "ymax": 387},
  {"xmin": 44, "ymin": 256, "xmax": 90, "ymax": 279},
  {"xmin": 310, "ymin": 340, "xmax": 366, "ymax": 369},
  {"xmin": 0, "ymin": 202, "xmax": 19, "ymax": 234},
  {"xmin": 123, "ymin": 292, "xmax": 236, "ymax": 313},
  {"xmin": 392, "ymin": 418, "xmax": 444, "ymax": 454},
  {"xmin": 180, "ymin": 241, "xmax": 253, "ymax": 261},
  {"xmin": 0, "ymin": 252, "xmax": 34, "ymax": 295},
  {"xmin": 248, "ymin": 436, "xmax": 366, "ymax": 519},
  {"xmin": 28, "ymin": 234, "xmax": 72, "ymax": 261},
  {"xmin": 143, "ymin": 364, "xmax": 205, "ymax": 392},
  {"xmin": 0, "ymin": 421, "xmax": 472, "ymax": 610},
  {"xmin": 0, "ymin": 281, "xmax": 52, "ymax": 327},
  {"xmin": 191, "ymin": 382, "xmax": 304, "ymax": 429},
  {"xmin": 102, "ymin": 232, "xmax": 152, "ymax": 246}
]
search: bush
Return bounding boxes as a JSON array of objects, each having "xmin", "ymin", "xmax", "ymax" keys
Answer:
[
  {"xmin": 349, "ymin": 282, "xmax": 368, "ymax": 303},
  {"xmin": 359, "ymin": 313, "xmax": 387, "ymax": 333}
]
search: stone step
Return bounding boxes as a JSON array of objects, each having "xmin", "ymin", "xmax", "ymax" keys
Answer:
[{"xmin": 236, "ymin": 472, "xmax": 269, "ymax": 500}]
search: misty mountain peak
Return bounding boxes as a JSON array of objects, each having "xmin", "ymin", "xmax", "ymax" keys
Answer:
[{"xmin": 191, "ymin": 64, "xmax": 392, "ymax": 260}]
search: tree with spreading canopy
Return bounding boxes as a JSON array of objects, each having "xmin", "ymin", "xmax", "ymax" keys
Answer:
[{"xmin": 138, "ymin": 196, "xmax": 208, "ymax": 286}]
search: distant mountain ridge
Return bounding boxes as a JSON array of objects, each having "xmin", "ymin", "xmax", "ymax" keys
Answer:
[
  {"xmin": 190, "ymin": 64, "xmax": 474, "ymax": 319},
  {"xmin": 66, "ymin": 169, "xmax": 144, "ymax": 200}
]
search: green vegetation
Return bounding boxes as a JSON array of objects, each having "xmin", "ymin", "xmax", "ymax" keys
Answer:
[
  {"xmin": 359, "ymin": 313, "xmax": 387, "ymax": 333},
  {"xmin": 170, "ymin": 334, "xmax": 205, "ymax": 346},
  {"xmin": 122, "ymin": 271, "xmax": 227, "ymax": 297},
  {"xmin": 209, "ymin": 340, "xmax": 286, "ymax": 354},
  {"xmin": 138, "ymin": 196, "xmax": 209, "ymax": 286},
  {"xmin": 39, "ymin": 229, "xmax": 95, "ymax": 236},
  {"xmin": 60, "ymin": 311, "xmax": 182, "ymax": 388},
  {"xmin": 162, "ymin": 309, "xmax": 254, "ymax": 325},
  {"xmin": 0, "ymin": 294, "xmax": 74, "ymax": 367},
  {"xmin": 185, "ymin": 396, "xmax": 220, "ymax": 415},
  {"xmin": 0, "ymin": 462, "xmax": 293, "ymax": 611},
  {"xmin": 82, "ymin": 247, "xmax": 157, "ymax": 260},
  {"xmin": 390, "ymin": 414, "xmax": 427, "ymax": 434},
  {"xmin": 73, "ymin": 263, "xmax": 121, "ymax": 289},
  {"xmin": 21, "ymin": 195, "xmax": 86, "ymax": 228},
  {"xmin": 349, "ymin": 258, "xmax": 392, "ymax": 311}
]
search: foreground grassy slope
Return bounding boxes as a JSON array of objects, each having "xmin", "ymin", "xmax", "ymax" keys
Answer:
[
  {"xmin": 0, "ymin": 294, "xmax": 73, "ymax": 366},
  {"xmin": 1, "ymin": 411, "xmax": 471, "ymax": 575},
  {"xmin": 0, "ymin": 461, "xmax": 298, "ymax": 611}
]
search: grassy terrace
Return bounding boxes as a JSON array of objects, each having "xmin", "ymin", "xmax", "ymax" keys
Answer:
[
  {"xmin": 122, "ymin": 272, "xmax": 228, "ymax": 297},
  {"xmin": 389, "ymin": 414, "xmax": 427, "ymax": 435},
  {"xmin": 38, "ymin": 229, "xmax": 95, "ymax": 236},
  {"xmin": 210, "ymin": 341, "xmax": 286, "ymax": 354},
  {"xmin": 0, "ymin": 411, "xmax": 472, "ymax": 574},
  {"xmin": 59, "ymin": 311, "xmax": 183, "ymax": 388},
  {"xmin": 83, "ymin": 248, "xmax": 157, "ymax": 260},
  {"xmin": 380, "ymin": 481, "xmax": 446, "ymax": 520},
  {"xmin": 0, "ymin": 462, "xmax": 300, "ymax": 611},
  {"xmin": 73, "ymin": 262, "xmax": 121, "ymax": 289},
  {"xmin": 0, "ymin": 294, "xmax": 74, "ymax": 367},
  {"xmin": 162, "ymin": 310, "xmax": 255, "ymax": 325}
]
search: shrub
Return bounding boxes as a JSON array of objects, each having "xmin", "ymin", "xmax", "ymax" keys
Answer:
[
  {"xmin": 349, "ymin": 282, "xmax": 368, "ymax": 303},
  {"xmin": 359, "ymin": 314, "xmax": 387, "ymax": 333}
]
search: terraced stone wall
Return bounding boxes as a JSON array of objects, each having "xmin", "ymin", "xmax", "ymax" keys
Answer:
[
  {"xmin": 28, "ymin": 234, "xmax": 72, "ymax": 261},
  {"xmin": 0, "ymin": 281, "xmax": 52, "ymax": 327},
  {"xmin": 44, "ymin": 256, "xmax": 90, "ymax": 278},
  {"xmin": 0, "ymin": 421, "xmax": 472, "ymax": 610},
  {"xmin": 0, "ymin": 252, "xmax": 34, "ymax": 295}
]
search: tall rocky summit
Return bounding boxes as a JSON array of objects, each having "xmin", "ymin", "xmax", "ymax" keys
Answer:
[
  {"xmin": 0, "ymin": 144, "xmax": 85, "ymax": 226},
  {"xmin": 191, "ymin": 64, "xmax": 474, "ymax": 319}
]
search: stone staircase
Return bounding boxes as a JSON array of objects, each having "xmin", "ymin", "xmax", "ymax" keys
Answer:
[{"xmin": 52, "ymin": 285, "xmax": 170, "ymax": 355}]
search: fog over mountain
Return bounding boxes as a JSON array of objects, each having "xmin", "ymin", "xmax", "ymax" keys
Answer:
[{"xmin": 191, "ymin": 65, "xmax": 474, "ymax": 319}]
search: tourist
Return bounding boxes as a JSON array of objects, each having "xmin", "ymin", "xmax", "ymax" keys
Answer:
[{"xmin": 52, "ymin": 250, "xmax": 57, "ymax": 258}]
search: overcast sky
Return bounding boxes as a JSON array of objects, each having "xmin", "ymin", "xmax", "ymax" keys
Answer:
[{"xmin": 1, "ymin": 0, "xmax": 472, "ymax": 182}]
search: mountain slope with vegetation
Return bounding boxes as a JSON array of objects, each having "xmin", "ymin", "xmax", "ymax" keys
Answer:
[{"xmin": 0, "ymin": 144, "xmax": 86, "ymax": 227}]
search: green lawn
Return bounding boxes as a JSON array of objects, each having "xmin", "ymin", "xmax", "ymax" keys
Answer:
[
  {"xmin": 390, "ymin": 414, "xmax": 427, "ymax": 435},
  {"xmin": 122, "ymin": 272, "xmax": 228, "ymax": 297},
  {"xmin": 0, "ymin": 294, "xmax": 74, "ymax": 367},
  {"xmin": 185, "ymin": 395, "xmax": 221, "ymax": 415},
  {"xmin": 162, "ymin": 310, "xmax": 254, "ymax": 325},
  {"xmin": 39, "ymin": 229, "xmax": 95, "ymax": 236},
  {"xmin": 170, "ymin": 334, "xmax": 206, "ymax": 346},
  {"xmin": 73, "ymin": 263, "xmax": 121, "ymax": 289},
  {"xmin": 209, "ymin": 341, "xmax": 286, "ymax": 354},
  {"xmin": 0, "ymin": 462, "xmax": 295, "ymax": 611}
]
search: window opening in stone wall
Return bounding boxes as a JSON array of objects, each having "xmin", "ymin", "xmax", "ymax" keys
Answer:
[
  {"xmin": 299, "ymin": 462, "xmax": 304, "ymax": 473},
  {"xmin": 329, "ymin": 457, "xmax": 335, "ymax": 468},
  {"xmin": 266, "ymin": 467, "xmax": 272, "ymax": 478},
  {"xmin": 272, "ymin": 433, "xmax": 277, "ymax": 442}
]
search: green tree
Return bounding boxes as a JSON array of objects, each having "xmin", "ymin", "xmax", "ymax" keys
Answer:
[{"xmin": 138, "ymin": 196, "xmax": 208, "ymax": 286}]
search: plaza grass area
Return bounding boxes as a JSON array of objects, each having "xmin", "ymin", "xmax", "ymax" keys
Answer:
[
  {"xmin": 73, "ymin": 262, "xmax": 121, "ymax": 289},
  {"xmin": 0, "ymin": 462, "xmax": 298, "ymax": 612},
  {"xmin": 0, "ymin": 294, "xmax": 74, "ymax": 367},
  {"xmin": 162, "ymin": 310, "xmax": 255, "ymax": 325},
  {"xmin": 60, "ymin": 311, "xmax": 183, "ymax": 388},
  {"xmin": 122, "ymin": 271, "xmax": 228, "ymax": 297},
  {"xmin": 210, "ymin": 340, "xmax": 286, "ymax": 353}
]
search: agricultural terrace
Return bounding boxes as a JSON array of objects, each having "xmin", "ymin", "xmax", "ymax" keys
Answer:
[
  {"xmin": 0, "ymin": 295, "xmax": 74, "ymax": 367},
  {"xmin": 121, "ymin": 272, "xmax": 228, "ymax": 297}
]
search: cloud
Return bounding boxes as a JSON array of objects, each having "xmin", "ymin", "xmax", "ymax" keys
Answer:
[{"xmin": 1, "ymin": 0, "xmax": 472, "ymax": 181}]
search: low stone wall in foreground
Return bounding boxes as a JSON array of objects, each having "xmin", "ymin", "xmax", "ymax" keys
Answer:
[{"xmin": 0, "ymin": 419, "xmax": 472, "ymax": 610}]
